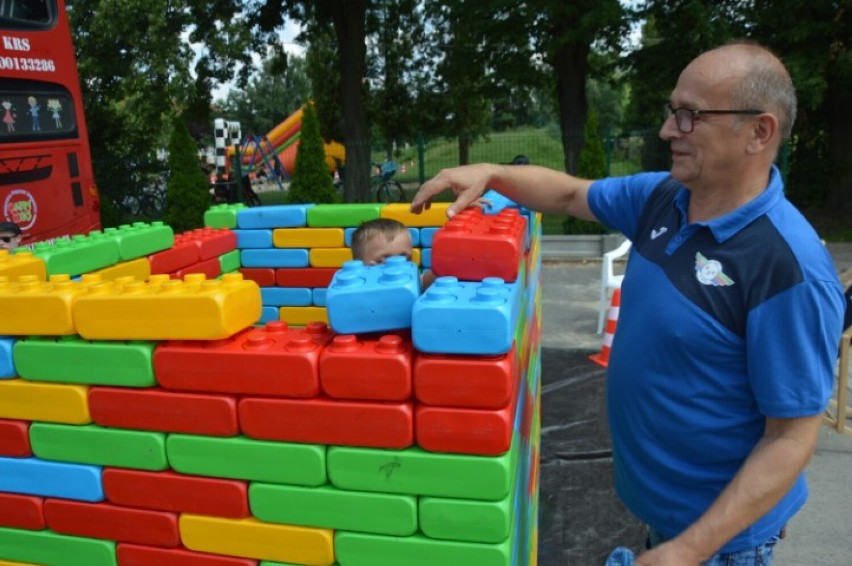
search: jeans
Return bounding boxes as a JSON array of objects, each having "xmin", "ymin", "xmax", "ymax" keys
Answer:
[{"xmin": 647, "ymin": 528, "xmax": 782, "ymax": 566}]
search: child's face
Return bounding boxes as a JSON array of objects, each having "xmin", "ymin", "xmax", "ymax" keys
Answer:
[
  {"xmin": 360, "ymin": 230, "xmax": 412, "ymax": 265},
  {"xmin": 0, "ymin": 230, "xmax": 21, "ymax": 251}
]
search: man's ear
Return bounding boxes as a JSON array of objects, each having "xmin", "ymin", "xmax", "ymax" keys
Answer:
[{"xmin": 747, "ymin": 113, "xmax": 778, "ymax": 155}]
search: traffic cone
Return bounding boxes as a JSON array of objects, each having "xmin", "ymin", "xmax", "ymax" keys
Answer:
[{"xmin": 589, "ymin": 287, "xmax": 620, "ymax": 368}]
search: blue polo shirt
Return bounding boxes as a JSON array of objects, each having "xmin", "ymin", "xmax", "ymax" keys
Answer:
[{"xmin": 588, "ymin": 166, "xmax": 845, "ymax": 553}]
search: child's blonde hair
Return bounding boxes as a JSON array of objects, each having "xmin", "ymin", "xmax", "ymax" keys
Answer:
[{"xmin": 351, "ymin": 218, "xmax": 407, "ymax": 260}]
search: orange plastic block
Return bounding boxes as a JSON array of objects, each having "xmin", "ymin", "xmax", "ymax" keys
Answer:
[
  {"xmin": 89, "ymin": 387, "xmax": 239, "ymax": 436},
  {"xmin": 92, "ymin": 257, "xmax": 151, "ymax": 282},
  {"xmin": 117, "ymin": 544, "xmax": 259, "ymax": 566},
  {"xmin": 239, "ymin": 397, "xmax": 414, "ymax": 449},
  {"xmin": 415, "ymin": 389, "xmax": 519, "ymax": 456},
  {"xmin": 179, "ymin": 228, "xmax": 238, "ymax": 261},
  {"xmin": 149, "ymin": 238, "xmax": 201, "ymax": 275},
  {"xmin": 275, "ymin": 267, "xmax": 337, "ymax": 288},
  {"xmin": 0, "ymin": 250, "xmax": 46, "ymax": 281},
  {"xmin": 73, "ymin": 273, "xmax": 261, "ymax": 340},
  {"xmin": 103, "ymin": 469, "xmax": 249, "ymax": 518},
  {"xmin": 0, "ymin": 274, "xmax": 96, "ymax": 336},
  {"xmin": 173, "ymin": 257, "xmax": 222, "ymax": 280},
  {"xmin": 0, "ymin": 493, "xmax": 45, "ymax": 530},
  {"xmin": 320, "ymin": 333, "xmax": 413, "ymax": 401},
  {"xmin": 154, "ymin": 321, "xmax": 332, "ymax": 397},
  {"xmin": 0, "ymin": 419, "xmax": 31, "ymax": 457},
  {"xmin": 414, "ymin": 344, "xmax": 519, "ymax": 409},
  {"xmin": 273, "ymin": 227, "xmax": 344, "ymax": 248},
  {"xmin": 380, "ymin": 202, "xmax": 451, "ymax": 227},
  {"xmin": 239, "ymin": 268, "xmax": 275, "ymax": 287},
  {"xmin": 431, "ymin": 208, "xmax": 527, "ymax": 282},
  {"xmin": 44, "ymin": 499, "xmax": 180, "ymax": 547}
]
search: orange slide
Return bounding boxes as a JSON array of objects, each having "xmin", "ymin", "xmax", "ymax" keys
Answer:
[{"xmin": 230, "ymin": 106, "xmax": 345, "ymax": 176}]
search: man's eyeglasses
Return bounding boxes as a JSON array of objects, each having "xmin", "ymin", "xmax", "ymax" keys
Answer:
[{"xmin": 663, "ymin": 103, "xmax": 764, "ymax": 134}]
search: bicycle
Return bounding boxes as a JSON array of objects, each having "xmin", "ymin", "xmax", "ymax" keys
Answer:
[{"xmin": 371, "ymin": 159, "xmax": 405, "ymax": 203}]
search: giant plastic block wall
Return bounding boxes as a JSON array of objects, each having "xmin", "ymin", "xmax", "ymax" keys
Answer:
[{"xmin": 0, "ymin": 201, "xmax": 542, "ymax": 566}]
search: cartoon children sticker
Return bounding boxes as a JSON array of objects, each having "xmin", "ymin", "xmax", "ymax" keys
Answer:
[
  {"xmin": 27, "ymin": 96, "xmax": 40, "ymax": 132},
  {"xmin": 47, "ymin": 99, "xmax": 62, "ymax": 128},
  {"xmin": 1, "ymin": 100, "xmax": 15, "ymax": 133}
]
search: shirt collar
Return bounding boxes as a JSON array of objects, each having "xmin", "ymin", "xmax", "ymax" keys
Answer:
[{"xmin": 673, "ymin": 165, "xmax": 784, "ymax": 243}]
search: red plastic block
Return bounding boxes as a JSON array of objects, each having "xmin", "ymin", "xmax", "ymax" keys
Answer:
[
  {"xmin": 414, "ymin": 344, "xmax": 519, "ymax": 409},
  {"xmin": 89, "ymin": 387, "xmax": 239, "ymax": 436},
  {"xmin": 103, "ymin": 469, "xmax": 249, "ymax": 518},
  {"xmin": 173, "ymin": 257, "xmax": 222, "ymax": 280},
  {"xmin": 154, "ymin": 321, "xmax": 333, "ymax": 397},
  {"xmin": 239, "ymin": 268, "xmax": 276, "ymax": 287},
  {"xmin": 117, "ymin": 544, "xmax": 259, "ymax": 566},
  {"xmin": 44, "ymin": 499, "xmax": 180, "ymax": 547},
  {"xmin": 179, "ymin": 227, "xmax": 238, "ymax": 260},
  {"xmin": 415, "ymin": 390, "xmax": 519, "ymax": 456},
  {"xmin": 148, "ymin": 240, "xmax": 200, "ymax": 275},
  {"xmin": 320, "ymin": 333, "xmax": 413, "ymax": 401},
  {"xmin": 0, "ymin": 418, "xmax": 31, "ymax": 456},
  {"xmin": 239, "ymin": 397, "xmax": 414, "ymax": 449},
  {"xmin": 431, "ymin": 207, "xmax": 527, "ymax": 282},
  {"xmin": 275, "ymin": 267, "xmax": 337, "ymax": 288},
  {"xmin": 0, "ymin": 493, "xmax": 45, "ymax": 530}
]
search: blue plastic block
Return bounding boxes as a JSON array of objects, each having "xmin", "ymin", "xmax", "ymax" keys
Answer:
[
  {"xmin": 412, "ymin": 276, "xmax": 521, "ymax": 355},
  {"xmin": 326, "ymin": 256, "xmax": 420, "ymax": 334},
  {"xmin": 421, "ymin": 248, "xmax": 432, "ymax": 269},
  {"xmin": 241, "ymin": 248, "xmax": 310, "ymax": 268},
  {"xmin": 261, "ymin": 287, "xmax": 312, "ymax": 307},
  {"xmin": 344, "ymin": 227, "xmax": 420, "ymax": 248},
  {"xmin": 0, "ymin": 456, "xmax": 104, "ymax": 501},
  {"xmin": 235, "ymin": 229, "xmax": 273, "ymax": 249},
  {"xmin": 481, "ymin": 189, "xmax": 520, "ymax": 214},
  {"xmin": 313, "ymin": 288, "xmax": 327, "ymax": 307},
  {"xmin": 237, "ymin": 204, "xmax": 313, "ymax": 229},
  {"xmin": 259, "ymin": 306, "xmax": 279, "ymax": 324},
  {"xmin": 0, "ymin": 337, "xmax": 15, "ymax": 379},
  {"xmin": 420, "ymin": 227, "xmax": 439, "ymax": 247}
]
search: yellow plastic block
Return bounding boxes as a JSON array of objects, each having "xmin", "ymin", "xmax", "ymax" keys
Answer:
[
  {"xmin": 0, "ymin": 250, "xmax": 46, "ymax": 281},
  {"xmin": 73, "ymin": 273, "xmax": 262, "ymax": 340},
  {"xmin": 309, "ymin": 248, "xmax": 352, "ymax": 268},
  {"xmin": 92, "ymin": 257, "xmax": 151, "ymax": 281},
  {"xmin": 273, "ymin": 228, "xmax": 345, "ymax": 249},
  {"xmin": 0, "ymin": 560, "xmax": 39, "ymax": 566},
  {"xmin": 412, "ymin": 248, "xmax": 421, "ymax": 266},
  {"xmin": 0, "ymin": 380, "xmax": 90, "ymax": 424},
  {"xmin": 380, "ymin": 202, "xmax": 450, "ymax": 227},
  {"xmin": 0, "ymin": 274, "xmax": 101, "ymax": 336},
  {"xmin": 180, "ymin": 515, "xmax": 335, "ymax": 566},
  {"xmin": 279, "ymin": 306, "xmax": 328, "ymax": 326}
]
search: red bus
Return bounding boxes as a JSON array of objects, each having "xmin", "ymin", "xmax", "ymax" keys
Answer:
[{"xmin": 0, "ymin": 0, "xmax": 100, "ymax": 246}]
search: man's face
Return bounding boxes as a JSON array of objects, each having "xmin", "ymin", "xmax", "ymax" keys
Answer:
[
  {"xmin": 0, "ymin": 230, "xmax": 21, "ymax": 252},
  {"xmin": 360, "ymin": 230, "xmax": 412, "ymax": 265}
]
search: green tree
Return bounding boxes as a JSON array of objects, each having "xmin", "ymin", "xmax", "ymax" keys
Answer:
[
  {"xmin": 163, "ymin": 117, "xmax": 210, "ymax": 233},
  {"xmin": 286, "ymin": 103, "xmax": 340, "ymax": 204},
  {"xmin": 564, "ymin": 109, "xmax": 606, "ymax": 234}
]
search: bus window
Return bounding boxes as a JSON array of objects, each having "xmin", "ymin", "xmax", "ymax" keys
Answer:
[
  {"xmin": 0, "ymin": 79, "xmax": 77, "ymax": 140},
  {"xmin": 0, "ymin": 0, "xmax": 52, "ymax": 27}
]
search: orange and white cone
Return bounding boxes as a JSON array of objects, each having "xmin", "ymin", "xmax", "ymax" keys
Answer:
[{"xmin": 589, "ymin": 287, "xmax": 620, "ymax": 368}]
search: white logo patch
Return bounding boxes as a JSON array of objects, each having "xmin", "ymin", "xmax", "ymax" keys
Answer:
[
  {"xmin": 695, "ymin": 252, "xmax": 734, "ymax": 286},
  {"xmin": 651, "ymin": 227, "xmax": 668, "ymax": 240}
]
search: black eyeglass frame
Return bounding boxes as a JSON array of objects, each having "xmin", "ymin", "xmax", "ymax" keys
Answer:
[
  {"xmin": 664, "ymin": 103, "xmax": 765, "ymax": 134},
  {"xmin": 0, "ymin": 236, "xmax": 15, "ymax": 243}
]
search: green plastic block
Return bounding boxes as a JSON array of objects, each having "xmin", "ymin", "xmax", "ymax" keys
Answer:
[
  {"xmin": 13, "ymin": 336, "xmax": 156, "ymax": 387},
  {"xmin": 419, "ymin": 458, "xmax": 520, "ymax": 543},
  {"xmin": 30, "ymin": 423, "xmax": 168, "ymax": 470},
  {"xmin": 219, "ymin": 249, "xmax": 241, "ymax": 274},
  {"xmin": 335, "ymin": 531, "xmax": 512, "ymax": 566},
  {"xmin": 167, "ymin": 434, "xmax": 326, "ymax": 486},
  {"xmin": 103, "ymin": 221, "xmax": 174, "ymax": 260},
  {"xmin": 250, "ymin": 483, "xmax": 417, "ymax": 536},
  {"xmin": 306, "ymin": 204, "xmax": 383, "ymax": 227},
  {"xmin": 32, "ymin": 233, "xmax": 120, "ymax": 277},
  {"xmin": 205, "ymin": 204, "xmax": 246, "ymax": 229},
  {"xmin": 0, "ymin": 527, "xmax": 117, "ymax": 566},
  {"xmin": 327, "ymin": 441, "xmax": 518, "ymax": 501},
  {"xmin": 261, "ymin": 562, "xmax": 339, "ymax": 566}
]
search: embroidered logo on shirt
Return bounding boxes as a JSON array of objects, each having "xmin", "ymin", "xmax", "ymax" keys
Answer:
[
  {"xmin": 651, "ymin": 227, "xmax": 668, "ymax": 240},
  {"xmin": 695, "ymin": 252, "xmax": 735, "ymax": 286}
]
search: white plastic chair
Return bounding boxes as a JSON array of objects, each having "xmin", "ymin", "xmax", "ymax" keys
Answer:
[{"xmin": 596, "ymin": 239, "xmax": 632, "ymax": 334}]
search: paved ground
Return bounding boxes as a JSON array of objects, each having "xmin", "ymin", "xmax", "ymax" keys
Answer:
[{"xmin": 537, "ymin": 243, "xmax": 852, "ymax": 565}]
